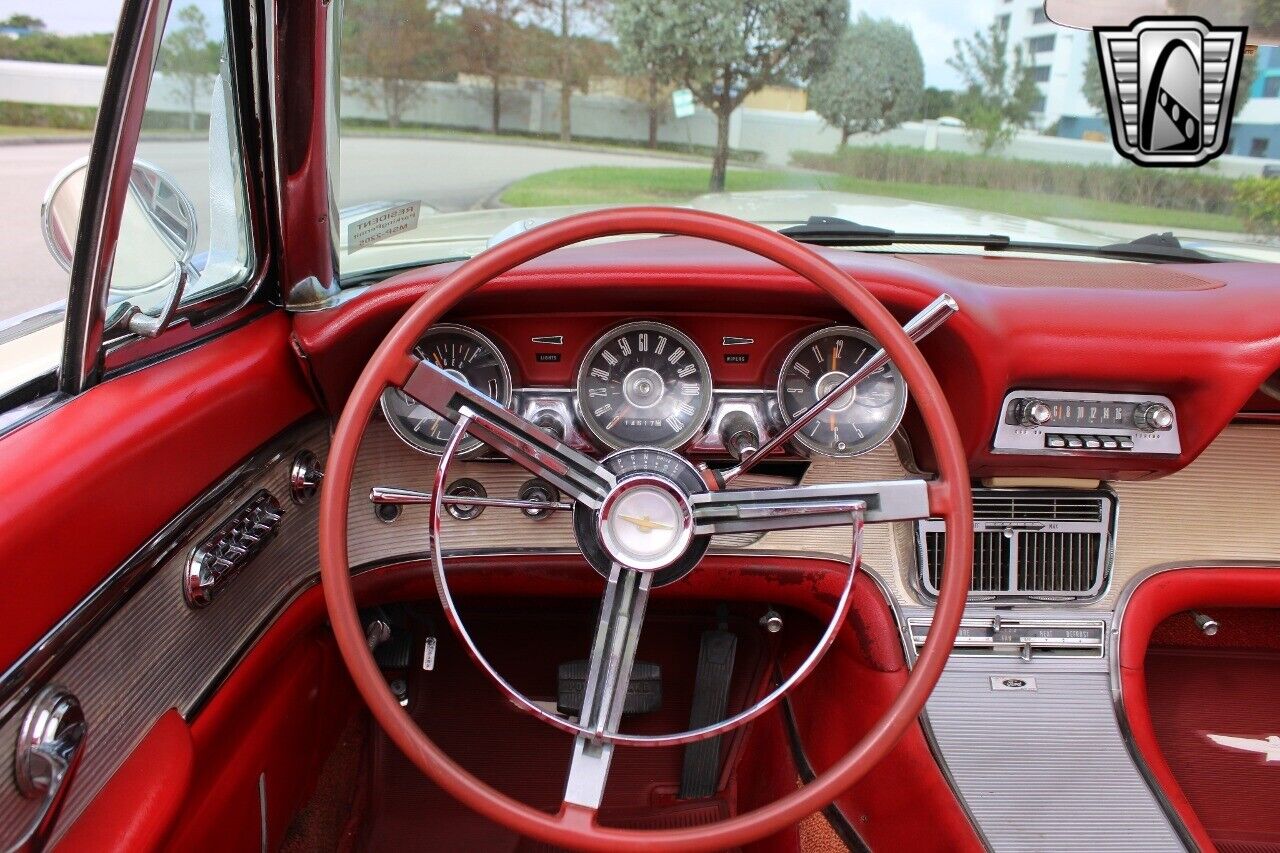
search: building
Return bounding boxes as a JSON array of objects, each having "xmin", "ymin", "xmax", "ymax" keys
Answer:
[
  {"xmin": 1231, "ymin": 45, "xmax": 1280, "ymax": 158},
  {"xmin": 992, "ymin": 0, "xmax": 1103, "ymax": 135}
]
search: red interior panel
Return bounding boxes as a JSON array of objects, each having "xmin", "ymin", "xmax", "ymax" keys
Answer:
[
  {"xmin": 1146, "ymin": 644, "xmax": 1280, "ymax": 853},
  {"xmin": 58, "ymin": 710, "xmax": 193, "ymax": 853},
  {"xmin": 0, "ymin": 314, "xmax": 316, "ymax": 671},
  {"xmin": 1117, "ymin": 567, "xmax": 1280, "ymax": 852}
]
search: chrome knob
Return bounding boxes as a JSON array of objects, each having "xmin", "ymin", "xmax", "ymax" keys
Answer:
[
  {"xmin": 533, "ymin": 411, "xmax": 566, "ymax": 443},
  {"xmin": 719, "ymin": 411, "xmax": 760, "ymax": 461},
  {"xmin": 1134, "ymin": 402, "xmax": 1174, "ymax": 432},
  {"xmin": 1019, "ymin": 399, "xmax": 1052, "ymax": 427},
  {"xmin": 517, "ymin": 479, "xmax": 559, "ymax": 521}
]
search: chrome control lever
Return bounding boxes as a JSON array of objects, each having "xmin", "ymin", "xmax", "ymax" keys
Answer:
[
  {"xmin": 9, "ymin": 687, "xmax": 86, "ymax": 853},
  {"xmin": 721, "ymin": 294, "xmax": 958, "ymax": 484}
]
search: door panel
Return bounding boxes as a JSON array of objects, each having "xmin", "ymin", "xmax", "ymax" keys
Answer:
[{"xmin": 0, "ymin": 313, "xmax": 316, "ymax": 670}]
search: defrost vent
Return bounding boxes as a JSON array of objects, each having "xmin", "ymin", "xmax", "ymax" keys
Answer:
[
  {"xmin": 917, "ymin": 489, "xmax": 1114, "ymax": 602},
  {"xmin": 184, "ymin": 489, "xmax": 284, "ymax": 608}
]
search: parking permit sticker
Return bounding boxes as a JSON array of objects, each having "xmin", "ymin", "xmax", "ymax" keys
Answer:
[{"xmin": 348, "ymin": 201, "xmax": 421, "ymax": 252}]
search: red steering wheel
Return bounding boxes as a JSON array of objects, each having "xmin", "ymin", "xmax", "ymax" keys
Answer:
[{"xmin": 318, "ymin": 207, "xmax": 972, "ymax": 851}]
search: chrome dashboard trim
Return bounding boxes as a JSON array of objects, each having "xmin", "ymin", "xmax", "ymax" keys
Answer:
[
  {"xmin": 0, "ymin": 416, "xmax": 327, "ymax": 729},
  {"xmin": 1108, "ymin": 560, "xmax": 1280, "ymax": 853}
]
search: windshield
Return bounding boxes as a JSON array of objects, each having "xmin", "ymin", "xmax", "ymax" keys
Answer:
[{"xmin": 333, "ymin": 0, "xmax": 1280, "ymax": 280}]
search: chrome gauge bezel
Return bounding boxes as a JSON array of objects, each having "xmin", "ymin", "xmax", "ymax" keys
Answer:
[
  {"xmin": 775, "ymin": 325, "xmax": 909, "ymax": 458},
  {"xmin": 574, "ymin": 320, "xmax": 715, "ymax": 451},
  {"xmin": 380, "ymin": 323, "xmax": 513, "ymax": 457}
]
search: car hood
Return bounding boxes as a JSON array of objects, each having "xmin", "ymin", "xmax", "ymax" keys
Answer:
[{"xmin": 336, "ymin": 189, "xmax": 1272, "ymax": 274}]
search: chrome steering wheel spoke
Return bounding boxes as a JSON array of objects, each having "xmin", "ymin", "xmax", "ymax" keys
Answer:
[
  {"xmin": 400, "ymin": 359, "xmax": 616, "ymax": 509},
  {"xmin": 690, "ymin": 478, "xmax": 931, "ymax": 536},
  {"xmin": 562, "ymin": 563, "xmax": 653, "ymax": 810}
]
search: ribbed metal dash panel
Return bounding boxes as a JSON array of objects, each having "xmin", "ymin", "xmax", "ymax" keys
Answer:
[{"xmin": 926, "ymin": 668, "xmax": 1181, "ymax": 851}]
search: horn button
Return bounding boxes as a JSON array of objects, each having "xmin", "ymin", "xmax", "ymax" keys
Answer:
[{"xmin": 573, "ymin": 448, "xmax": 711, "ymax": 585}]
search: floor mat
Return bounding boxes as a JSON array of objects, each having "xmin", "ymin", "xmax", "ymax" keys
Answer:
[
  {"xmin": 1146, "ymin": 647, "xmax": 1280, "ymax": 853},
  {"xmin": 356, "ymin": 600, "xmax": 773, "ymax": 852}
]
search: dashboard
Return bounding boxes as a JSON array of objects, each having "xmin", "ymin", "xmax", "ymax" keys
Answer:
[
  {"xmin": 378, "ymin": 318, "xmax": 908, "ymax": 464},
  {"xmin": 296, "ymin": 234, "xmax": 1280, "ymax": 485}
]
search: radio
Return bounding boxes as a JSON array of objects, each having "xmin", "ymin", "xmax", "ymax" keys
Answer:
[{"xmin": 991, "ymin": 390, "xmax": 1180, "ymax": 455}]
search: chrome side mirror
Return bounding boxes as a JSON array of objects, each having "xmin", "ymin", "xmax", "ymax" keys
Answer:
[{"xmin": 41, "ymin": 158, "xmax": 200, "ymax": 338}]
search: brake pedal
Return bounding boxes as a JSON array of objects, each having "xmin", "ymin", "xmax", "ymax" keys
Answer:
[{"xmin": 557, "ymin": 660, "xmax": 662, "ymax": 716}]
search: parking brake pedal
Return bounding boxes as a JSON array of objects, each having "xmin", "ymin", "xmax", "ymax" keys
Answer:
[
  {"xmin": 679, "ymin": 610, "xmax": 737, "ymax": 799},
  {"xmin": 557, "ymin": 660, "xmax": 662, "ymax": 716}
]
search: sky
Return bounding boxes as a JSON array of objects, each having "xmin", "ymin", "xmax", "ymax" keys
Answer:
[{"xmin": 0, "ymin": 0, "xmax": 991, "ymax": 89}]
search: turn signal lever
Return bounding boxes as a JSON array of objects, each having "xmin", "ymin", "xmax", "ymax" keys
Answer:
[{"xmin": 719, "ymin": 411, "xmax": 760, "ymax": 462}]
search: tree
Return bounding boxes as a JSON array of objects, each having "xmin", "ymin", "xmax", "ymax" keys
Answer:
[
  {"xmin": 343, "ymin": 0, "xmax": 455, "ymax": 128},
  {"xmin": 613, "ymin": 0, "xmax": 846, "ymax": 191},
  {"xmin": 808, "ymin": 15, "xmax": 923, "ymax": 146},
  {"xmin": 158, "ymin": 5, "xmax": 220, "ymax": 132},
  {"xmin": 947, "ymin": 21, "xmax": 1039, "ymax": 153},
  {"xmin": 531, "ymin": 0, "xmax": 607, "ymax": 142},
  {"xmin": 920, "ymin": 87, "xmax": 958, "ymax": 120},
  {"xmin": 459, "ymin": 0, "xmax": 527, "ymax": 134},
  {"xmin": 0, "ymin": 31, "xmax": 112, "ymax": 65},
  {"xmin": 1, "ymin": 13, "xmax": 45, "ymax": 31}
]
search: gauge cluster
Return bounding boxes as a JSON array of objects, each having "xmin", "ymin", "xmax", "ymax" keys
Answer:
[{"xmin": 380, "ymin": 319, "xmax": 910, "ymax": 461}]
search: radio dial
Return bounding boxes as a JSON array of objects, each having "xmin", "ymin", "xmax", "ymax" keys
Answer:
[
  {"xmin": 1134, "ymin": 402, "xmax": 1174, "ymax": 432},
  {"xmin": 1019, "ymin": 399, "xmax": 1053, "ymax": 427}
]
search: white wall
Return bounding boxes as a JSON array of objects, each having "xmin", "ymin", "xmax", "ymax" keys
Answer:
[{"xmin": 3, "ymin": 58, "xmax": 1277, "ymax": 177}]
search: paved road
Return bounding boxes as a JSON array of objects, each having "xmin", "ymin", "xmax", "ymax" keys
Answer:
[{"xmin": 0, "ymin": 136, "xmax": 694, "ymax": 318}]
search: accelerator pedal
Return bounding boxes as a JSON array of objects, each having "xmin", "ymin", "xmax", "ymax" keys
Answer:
[
  {"xmin": 557, "ymin": 660, "xmax": 663, "ymax": 716},
  {"xmin": 678, "ymin": 607, "xmax": 738, "ymax": 799}
]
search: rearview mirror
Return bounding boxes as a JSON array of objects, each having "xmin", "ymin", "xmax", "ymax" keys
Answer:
[{"xmin": 41, "ymin": 158, "xmax": 199, "ymax": 338}]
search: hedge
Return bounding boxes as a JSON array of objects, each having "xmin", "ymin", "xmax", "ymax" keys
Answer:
[
  {"xmin": 792, "ymin": 146, "xmax": 1240, "ymax": 216},
  {"xmin": 1234, "ymin": 178, "xmax": 1280, "ymax": 234}
]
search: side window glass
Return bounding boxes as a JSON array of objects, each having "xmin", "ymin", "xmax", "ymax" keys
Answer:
[
  {"xmin": 0, "ymin": 7, "xmax": 123, "ymax": 395},
  {"xmin": 130, "ymin": 2, "xmax": 254, "ymax": 307},
  {"xmin": 0, "ymin": 2, "xmax": 253, "ymax": 401}
]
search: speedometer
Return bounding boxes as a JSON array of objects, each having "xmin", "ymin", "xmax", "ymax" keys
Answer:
[
  {"xmin": 380, "ymin": 323, "xmax": 512, "ymax": 456},
  {"xmin": 776, "ymin": 326, "xmax": 907, "ymax": 457},
  {"xmin": 575, "ymin": 321, "xmax": 713, "ymax": 450}
]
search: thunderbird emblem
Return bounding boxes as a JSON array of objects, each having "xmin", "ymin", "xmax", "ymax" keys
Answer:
[
  {"xmin": 618, "ymin": 514, "xmax": 673, "ymax": 533},
  {"xmin": 1206, "ymin": 733, "xmax": 1280, "ymax": 762},
  {"xmin": 1094, "ymin": 17, "xmax": 1247, "ymax": 167}
]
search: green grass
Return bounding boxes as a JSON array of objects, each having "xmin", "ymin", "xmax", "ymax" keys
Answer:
[
  {"xmin": 499, "ymin": 165, "xmax": 1247, "ymax": 233},
  {"xmin": 0, "ymin": 124, "xmax": 87, "ymax": 138}
]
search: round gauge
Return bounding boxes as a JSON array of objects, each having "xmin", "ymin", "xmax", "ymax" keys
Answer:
[
  {"xmin": 575, "ymin": 321, "xmax": 713, "ymax": 450},
  {"xmin": 776, "ymin": 326, "xmax": 908, "ymax": 457},
  {"xmin": 380, "ymin": 324, "xmax": 512, "ymax": 456}
]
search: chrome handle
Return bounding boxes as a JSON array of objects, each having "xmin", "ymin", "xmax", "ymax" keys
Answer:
[{"xmin": 7, "ymin": 687, "xmax": 87, "ymax": 853}]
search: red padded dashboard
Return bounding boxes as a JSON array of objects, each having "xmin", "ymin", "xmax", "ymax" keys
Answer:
[{"xmin": 292, "ymin": 236, "xmax": 1280, "ymax": 481}]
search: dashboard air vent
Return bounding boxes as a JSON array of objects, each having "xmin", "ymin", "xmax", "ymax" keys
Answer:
[{"xmin": 918, "ymin": 489, "xmax": 1114, "ymax": 601}]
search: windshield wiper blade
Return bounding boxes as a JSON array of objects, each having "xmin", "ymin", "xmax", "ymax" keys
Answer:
[
  {"xmin": 779, "ymin": 216, "xmax": 1215, "ymax": 263},
  {"xmin": 779, "ymin": 216, "xmax": 1011, "ymax": 250}
]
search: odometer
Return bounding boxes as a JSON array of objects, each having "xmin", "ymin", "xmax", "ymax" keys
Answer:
[
  {"xmin": 380, "ymin": 324, "xmax": 512, "ymax": 456},
  {"xmin": 776, "ymin": 326, "xmax": 907, "ymax": 457},
  {"xmin": 575, "ymin": 321, "xmax": 713, "ymax": 450}
]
